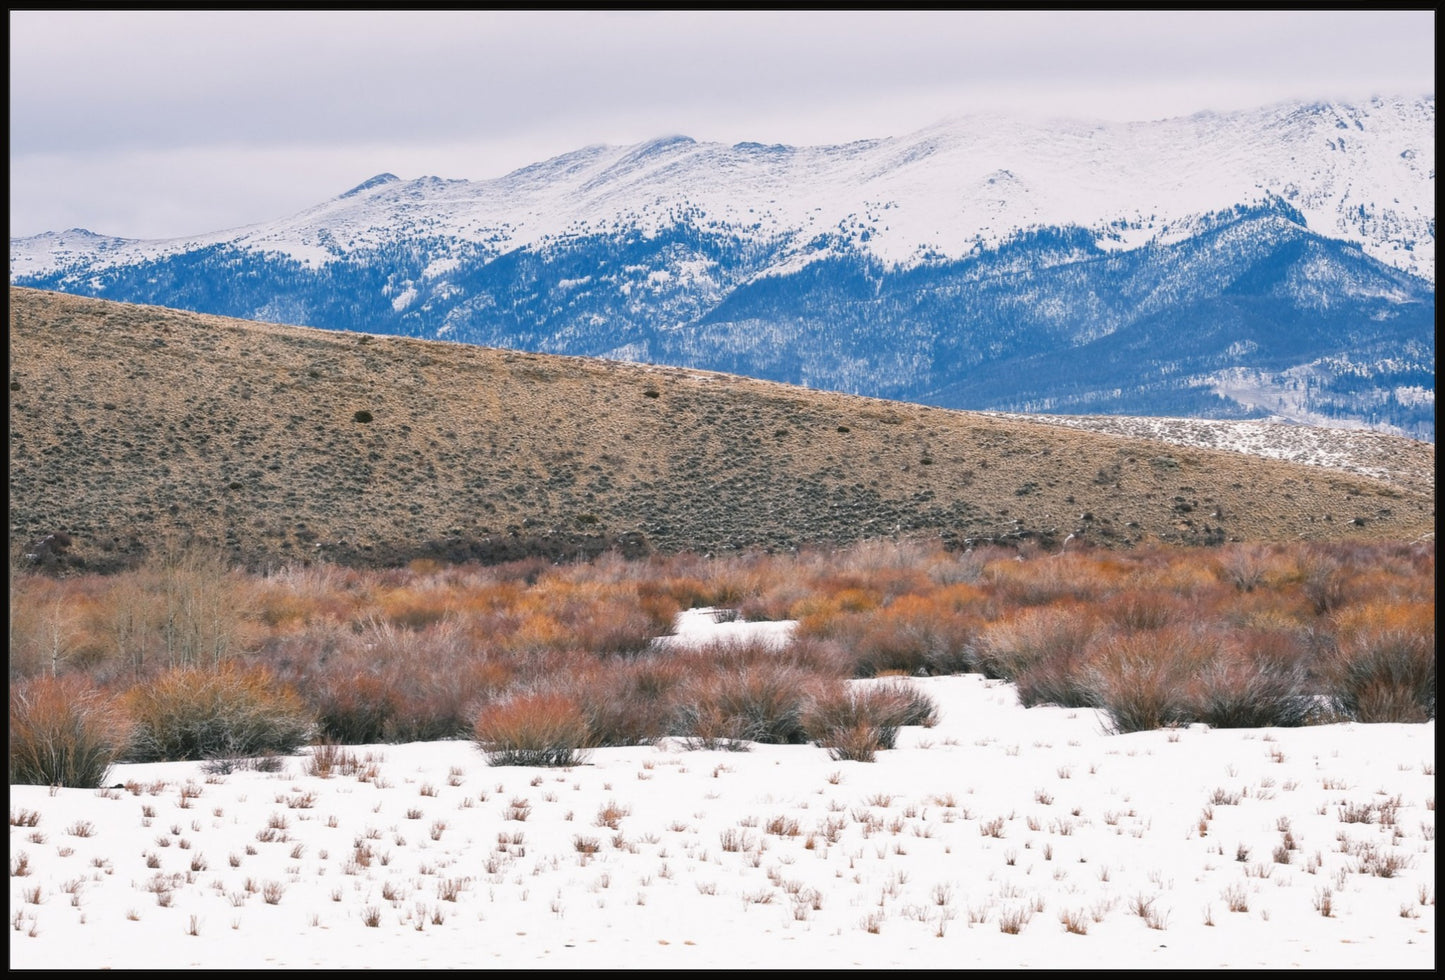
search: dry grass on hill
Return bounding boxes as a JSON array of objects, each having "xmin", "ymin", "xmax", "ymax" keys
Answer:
[{"xmin": 8, "ymin": 287, "xmax": 1435, "ymax": 572}]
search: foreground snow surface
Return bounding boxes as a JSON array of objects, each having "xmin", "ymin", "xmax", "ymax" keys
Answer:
[{"xmin": 9, "ymin": 615, "xmax": 1436, "ymax": 969}]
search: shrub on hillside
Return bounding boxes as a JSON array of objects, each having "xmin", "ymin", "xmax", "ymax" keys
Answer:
[
  {"xmin": 474, "ymin": 692, "xmax": 592, "ymax": 766},
  {"xmin": 9, "ymin": 675, "xmax": 132, "ymax": 787},
  {"xmin": 124, "ymin": 663, "xmax": 315, "ymax": 762}
]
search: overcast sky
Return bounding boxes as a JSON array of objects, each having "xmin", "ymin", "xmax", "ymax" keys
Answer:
[{"xmin": 9, "ymin": 9, "xmax": 1435, "ymax": 240}]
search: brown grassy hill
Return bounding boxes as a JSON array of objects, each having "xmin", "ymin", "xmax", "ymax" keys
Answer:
[{"xmin": 8, "ymin": 287, "xmax": 1435, "ymax": 573}]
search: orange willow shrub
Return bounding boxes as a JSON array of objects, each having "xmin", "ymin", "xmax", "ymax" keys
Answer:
[
  {"xmin": 978, "ymin": 603, "xmax": 1099, "ymax": 708},
  {"xmin": 372, "ymin": 585, "xmax": 455, "ymax": 631},
  {"xmin": 473, "ymin": 692, "xmax": 591, "ymax": 766},
  {"xmin": 833, "ymin": 593, "xmax": 983, "ymax": 677},
  {"xmin": 1322, "ymin": 600, "xmax": 1435, "ymax": 722},
  {"xmin": 1098, "ymin": 590, "xmax": 1195, "ymax": 631},
  {"xmin": 1216, "ymin": 583, "xmax": 1318, "ymax": 631},
  {"xmin": 981, "ymin": 552, "xmax": 1114, "ymax": 607},
  {"xmin": 551, "ymin": 590, "xmax": 663, "ymax": 657},
  {"xmin": 732, "ymin": 576, "xmax": 813, "ymax": 622},
  {"xmin": 1141, "ymin": 553, "xmax": 1227, "ymax": 598},
  {"xmin": 124, "ymin": 663, "xmax": 314, "ymax": 762},
  {"xmin": 790, "ymin": 584, "xmax": 889, "ymax": 645},
  {"xmin": 644, "ymin": 575, "xmax": 712, "ymax": 612},
  {"xmin": 1084, "ymin": 625, "xmax": 1213, "ymax": 733},
  {"xmin": 11, "ymin": 539, "xmax": 1434, "ymax": 746},
  {"xmin": 10, "ymin": 674, "xmax": 132, "ymax": 787},
  {"xmin": 635, "ymin": 587, "xmax": 685, "ymax": 635},
  {"xmin": 484, "ymin": 581, "xmax": 667, "ymax": 657}
]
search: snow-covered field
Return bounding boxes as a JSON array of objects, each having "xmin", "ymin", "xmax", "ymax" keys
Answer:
[{"xmin": 9, "ymin": 613, "xmax": 1435, "ymax": 969}]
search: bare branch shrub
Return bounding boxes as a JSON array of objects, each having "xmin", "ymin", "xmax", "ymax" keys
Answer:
[
  {"xmin": 671, "ymin": 643, "xmax": 814, "ymax": 746},
  {"xmin": 147, "ymin": 540, "xmax": 252, "ymax": 668},
  {"xmin": 1183, "ymin": 631, "xmax": 1315, "ymax": 728},
  {"xmin": 1321, "ymin": 601, "xmax": 1435, "ymax": 722},
  {"xmin": 473, "ymin": 692, "xmax": 591, "ymax": 767},
  {"xmin": 9, "ymin": 675, "xmax": 131, "ymax": 787},
  {"xmin": 124, "ymin": 663, "xmax": 314, "ymax": 762},
  {"xmin": 802, "ymin": 678, "xmax": 939, "ymax": 762},
  {"xmin": 1086, "ymin": 626, "xmax": 1207, "ymax": 733},
  {"xmin": 979, "ymin": 605, "xmax": 1097, "ymax": 708}
]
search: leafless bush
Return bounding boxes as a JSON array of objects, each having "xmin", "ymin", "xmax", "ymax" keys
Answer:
[
  {"xmin": 979, "ymin": 606, "xmax": 1097, "ymax": 708},
  {"xmin": 307, "ymin": 618, "xmax": 504, "ymax": 743},
  {"xmin": 1059, "ymin": 907, "xmax": 1089, "ymax": 934},
  {"xmin": 124, "ymin": 663, "xmax": 314, "ymax": 762},
  {"xmin": 671, "ymin": 649, "xmax": 813, "ymax": 746},
  {"xmin": 1086, "ymin": 626, "xmax": 1207, "ymax": 733},
  {"xmin": 801, "ymin": 679, "xmax": 938, "ymax": 762},
  {"xmin": 1184, "ymin": 639, "xmax": 1315, "ymax": 728},
  {"xmin": 474, "ymin": 693, "xmax": 591, "ymax": 767},
  {"xmin": 1218, "ymin": 544, "xmax": 1270, "ymax": 592},
  {"xmin": 997, "ymin": 906, "xmax": 1032, "ymax": 934},
  {"xmin": 305, "ymin": 741, "xmax": 362, "ymax": 779},
  {"xmin": 1321, "ymin": 602, "xmax": 1434, "ymax": 722},
  {"xmin": 9, "ymin": 675, "xmax": 131, "ymax": 787},
  {"xmin": 147, "ymin": 540, "xmax": 251, "ymax": 668},
  {"xmin": 564, "ymin": 656, "xmax": 686, "ymax": 747}
]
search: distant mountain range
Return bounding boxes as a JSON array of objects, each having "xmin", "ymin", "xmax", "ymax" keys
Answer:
[{"xmin": 10, "ymin": 96, "xmax": 1435, "ymax": 439}]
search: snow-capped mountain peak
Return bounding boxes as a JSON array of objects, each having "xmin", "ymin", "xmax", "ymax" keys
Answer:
[
  {"xmin": 12, "ymin": 96, "xmax": 1434, "ymax": 282},
  {"xmin": 339, "ymin": 173, "xmax": 402, "ymax": 199},
  {"xmin": 9, "ymin": 96, "xmax": 1435, "ymax": 439}
]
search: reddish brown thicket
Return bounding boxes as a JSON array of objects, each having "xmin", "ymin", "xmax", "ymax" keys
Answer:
[
  {"xmin": 7, "ymin": 538, "xmax": 1435, "ymax": 768},
  {"xmin": 802, "ymin": 678, "xmax": 940, "ymax": 761}
]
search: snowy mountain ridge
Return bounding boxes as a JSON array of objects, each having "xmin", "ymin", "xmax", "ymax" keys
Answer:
[
  {"xmin": 11, "ymin": 96, "xmax": 1434, "ymax": 282},
  {"xmin": 8, "ymin": 96, "xmax": 1435, "ymax": 439}
]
